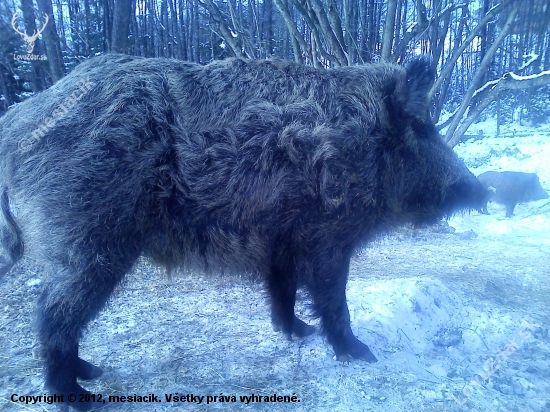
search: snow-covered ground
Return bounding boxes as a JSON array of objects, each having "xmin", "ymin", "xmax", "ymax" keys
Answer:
[
  {"xmin": 1, "ymin": 119, "xmax": 549, "ymax": 412},
  {"xmin": 455, "ymin": 119, "xmax": 550, "ymax": 183}
]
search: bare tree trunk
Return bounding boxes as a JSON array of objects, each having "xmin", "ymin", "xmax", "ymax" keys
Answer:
[
  {"xmin": 264, "ymin": 0, "xmax": 274, "ymax": 56},
  {"xmin": 478, "ymin": 0, "xmax": 491, "ymax": 84},
  {"xmin": 111, "ymin": 0, "xmax": 133, "ymax": 53},
  {"xmin": 380, "ymin": 0, "xmax": 397, "ymax": 61},
  {"xmin": 36, "ymin": 0, "xmax": 64, "ymax": 83},
  {"xmin": 432, "ymin": 3, "xmax": 467, "ymax": 122},
  {"xmin": 186, "ymin": 0, "xmax": 192, "ymax": 60},
  {"xmin": 306, "ymin": 0, "xmax": 347, "ymax": 66},
  {"xmin": 286, "ymin": 0, "xmax": 335, "ymax": 65},
  {"xmin": 366, "ymin": 0, "xmax": 375, "ymax": 61},
  {"xmin": 84, "ymin": 0, "xmax": 91, "ymax": 56},
  {"xmin": 199, "ymin": 0, "xmax": 246, "ymax": 59},
  {"xmin": 430, "ymin": 2, "xmax": 452, "ymax": 67},
  {"xmin": 444, "ymin": 5, "xmax": 519, "ymax": 145},
  {"xmin": 0, "ymin": 68, "xmax": 12, "ymax": 110},
  {"xmin": 20, "ymin": 0, "xmax": 45, "ymax": 91},
  {"xmin": 393, "ymin": 0, "xmax": 428, "ymax": 62},
  {"xmin": 159, "ymin": 0, "xmax": 168, "ymax": 57},
  {"xmin": 286, "ymin": 0, "xmax": 343, "ymax": 66},
  {"xmin": 193, "ymin": 0, "xmax": 200, "ymax": 61},
  {"xmin": 67, "ymin": 0, "xmax": 80, "ymax": 56},
  {"xmin": 178, "ymin": 0, "xmax": 188, "ymax": 60},
  {"xmin": 54, "ymin": 0, "xmax": 66, "ymax": 50},
  {"xmin": 448, "ymin": 70, "xmax": 550, "ymax": 147},
  {"xmin": 103, "ymin": 0, "xmax": 113, "ymax": 52},
  {"xmin": 327, "ymin": 0, "xmax": 345, "ymax": 60},
  {"xmin": 343, "ymin": 0, "xmax": 360, "ymax": 64},
  {"xmin": 169, "ymin": 0, "xmax": 182, "ymax": 59},
  {"xmin": 429, "ymin": 0, "xmax": 511, "ymax": 100},
  {"xmin": 273, "ymin": 0, "xmax": 307, "ymax": 63}
]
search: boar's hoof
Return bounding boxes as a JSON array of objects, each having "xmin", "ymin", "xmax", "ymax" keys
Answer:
[
  {"xmin": 76, "ymin": 358, "xmax": 103, "ymax": 381},
  {"xmin": 272, "ymin": 315, "xmax": 315, "ymax": 340},
  {"xmin": 335, "ymin": 336, "xmax": 377, "ymax": 363},
  {"xmin": 292, "ymin": 317, "xmax": 316, "ymax": 337}
]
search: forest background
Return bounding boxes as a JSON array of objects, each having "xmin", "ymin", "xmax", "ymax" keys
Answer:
[{"xmin": 1, "ymin": 0, "xmax": 549, "ymax": 146}]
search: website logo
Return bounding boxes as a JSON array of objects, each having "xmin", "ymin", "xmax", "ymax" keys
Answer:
[{"xmin": 11, "ymin": 12, "xmax": 48, "ymax": 60}]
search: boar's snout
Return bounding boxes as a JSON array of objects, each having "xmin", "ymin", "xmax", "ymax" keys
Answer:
[
  {"xmin": 537, "ymin": 187, "xmax": 549, "ymax": 199},
  {"xmin": 446, "ymin": 172, "xmax": 490, "ymax": 214}
]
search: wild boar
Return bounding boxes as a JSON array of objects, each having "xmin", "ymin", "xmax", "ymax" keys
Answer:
[
  {"xmin": 477, "ymin": 171, "xmax": 548, "ymax": 217},
  {"xmin": 0, "ymin": 54, "xmax": 487, "ymax": 410}
]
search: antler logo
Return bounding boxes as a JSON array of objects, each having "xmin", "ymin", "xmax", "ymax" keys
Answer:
[{"xmin": 11, "ymin": 12, "xmax": 49, "ymax": 54}]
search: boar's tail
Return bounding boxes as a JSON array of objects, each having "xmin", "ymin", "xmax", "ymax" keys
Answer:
[{"xmin": 0, "ymin": 189, "xmax": 24, "ymax": 278}]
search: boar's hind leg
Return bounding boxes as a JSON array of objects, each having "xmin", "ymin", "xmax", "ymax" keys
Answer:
[
  {"xmin": 268, "ymin": 248, "xmax": 315, "ymax": 340},
  {"xmin": 309, "ymin": 251, "xmax": 377, "ymax": 363},
  {"xmin": 505, "ymin": 203, "xmax": 516, "ymax": 218},
  {"xmin": 37, "ymin": 256, "xmax": 135, "ymax": 411},
  {"xmin": 479, "ymin": 202, "xmax": 489, "ymax": 215}
]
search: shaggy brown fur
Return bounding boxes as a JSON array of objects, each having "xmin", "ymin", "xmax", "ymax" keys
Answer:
[{"xmin": 0, "ymin": 54, "xmax": 487, "ymax": 410}]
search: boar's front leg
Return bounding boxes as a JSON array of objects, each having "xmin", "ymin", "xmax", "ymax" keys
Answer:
[
  {"xmin": 268, "ymin": 246, "xmax": 315, "ymax": 340},
  {"xmin": 505, "ymin": 202, "xmax": 516, "ymax": 218},
  {"xmin": 309, "ymin": 249, "xmax": 377, "ymax": 363}
]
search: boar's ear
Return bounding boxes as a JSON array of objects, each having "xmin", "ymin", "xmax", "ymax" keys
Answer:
[{"xmin": 403, "ymin": 56, "xmax": 435, "ymax": 117}]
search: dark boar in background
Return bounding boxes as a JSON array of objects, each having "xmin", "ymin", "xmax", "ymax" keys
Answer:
[
  {"xmin": 478, "ymin": 171, "xmax": 548, "ymax": 217},
  {"xmin": 0, "ymin": 54, "xmax": 487, "ymax": 410}
]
